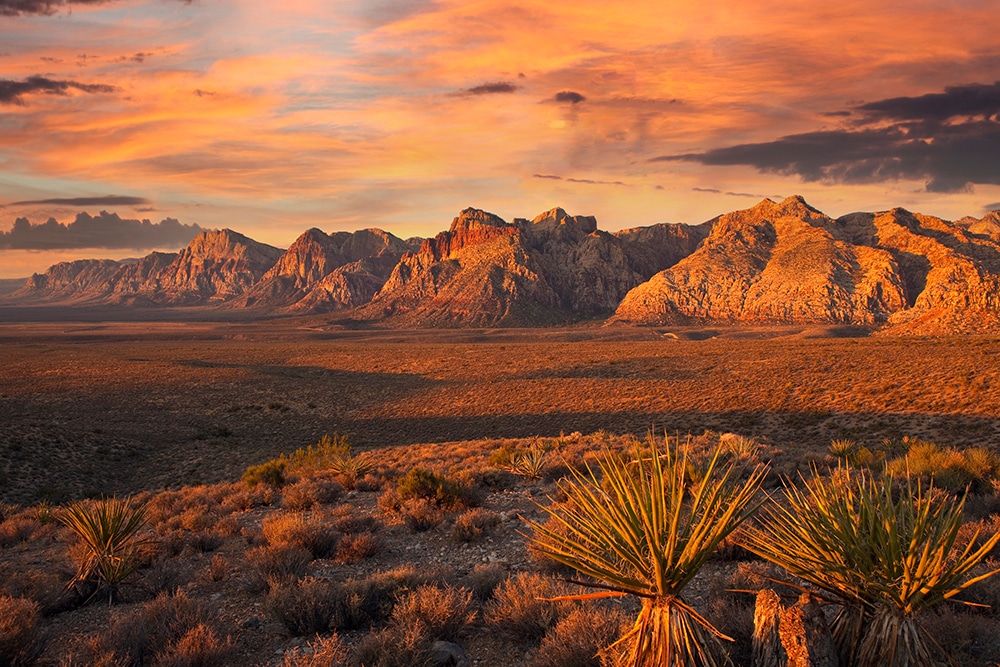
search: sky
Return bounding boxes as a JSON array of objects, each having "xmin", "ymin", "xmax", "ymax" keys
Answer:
[{"xmin": 1, "ymin": 0, "xmax": 1000, "ymax": 278}]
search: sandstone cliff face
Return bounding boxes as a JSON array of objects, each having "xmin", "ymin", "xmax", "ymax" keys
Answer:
[
  {"xmin": 233, "ymin": 228, "xmax": 414, "ymax": 311},
  {"xmin": 148, "ymin": 229, "xmax": 283, "ymax": 304},
  {"xmin": 955, "ymin": 211, "xmax": 1000, "ymax": 242},
  {"xmin": 612, "ymin": 197, "xmax": 908, "ymax": 325},
  {"xmin": 19, "ymin": 259, "xmax": 125, "ymax": 302},
  {"xmin": 357, "ymin": 207, "xmax": 707, "ymax": 326},
  {"xmin": 613, "ymin": 197, "xmax": 1000, "ymax": 334}
]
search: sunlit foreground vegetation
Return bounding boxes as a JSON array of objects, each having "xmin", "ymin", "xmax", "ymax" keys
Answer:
[{"xmin": 3, "ymin": 430, "xmax": 1000, "ymax": 666}]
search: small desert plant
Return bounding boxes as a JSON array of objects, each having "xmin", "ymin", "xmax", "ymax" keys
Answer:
[
  {"xmin": 452, "ymin": 507, "xmax": 501, "ymax": 542},
  {"xmin": 829, "ymin": 438, "xmax": 858, "ymax": 460},
  {"xmin": 720, "ymin": 433, "xmax": 760, "ymax": 462},
  {"xmin": 888, "ymin": 441, "xmax": 1000, "ymax": 494},
  {"xmin": 282, "ymin": 476, "xmax": 344, "ymax": 511},
  {"xmin": 533, "ymin": 606, "xmax": 627, "ymax": 667},
  {"xmin": 278, "ymin": 633, "xmax": 350, "ymax": 667},
  {"xmin": 351, "ymin": 624, "xmax": 430, "ymax": 667},
  {"xmin": 263, "ymin": 513, "xmax": 340, "ymax": 559},
  {"xmin": 401, "ymin": 498, "xmax": 445, "ymax": 532},
  {"xmin": 506, "ymin": 446, "xmax": 547, "ymax": 479},
  {"xmin": 153, "ymin": 623, "xmax": 231, "ymax": 667},
  {"xmin": 58, "ymin": 496, "xmax": 151, "ymax": 603},
  {"xmin": 391, "ymin": 584, "xmax": 477, "ymax": 642},
  {"xmin": 268, "ymin": 577, "xmax": 344, "ymax": 636},
  {"xmin": 484, "ymin": 573, "xmax": 577, "ymax": 643},
  {"xmin": 0, "ymin": 516, "xmax": 37, "ymax": 549},
  {"xmin": 206, "ymin": 554, "xmax": 228, "ymax": 583},
  {"xmin": 526, "ymin": 438, "xmax": 767, "ymax": 666},
  {"xmin": 0, "ymin": 595, "xmax": 41, "ymax": 666},
  {"xmin": 467, "ymin": 563, "xmax": 506, "ymax": 601},
  {"xmin": 339, "ymin": 566, "xmax": 432, "ymax": 630},
  {"xmin": 336, "ymin": 532, "xmax": 383, "ymax": 563},
  {"xmin": 396, "ymin": 468, "xmax": 472, "ymax": 509},
  {"xmin": 85, "ymin": 591, "xmax": 217, "ymax": 666},
  {"xmin": 247, "ymin": 544, "xmax": 312, "ymax": 589},
  {"xmin": 743, "ymin": 467, "xmax": 1000, "ymax": 667},
  {"xmin": 242, "ymin": 460, "xmax": 287, "ymax": 488}
]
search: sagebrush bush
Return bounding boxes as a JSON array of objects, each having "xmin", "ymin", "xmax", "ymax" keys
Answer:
[
  {"xmin": 532, "ymin": 606, "xmax": 626, "ymax": 667},
  {"xmin": 401, "ymin": 498, "xmax": 444, "ymax": 532},
  {"xmin": 282, "ymin": 477, "xmax": 344, "ymax": 512},
  {"xmin": 247, "ymin": 544, "xmax": 312, "ymax": 589},
  {"xmin": 278, "ymin": 634, "xmax": 349, "ymax": 667},
  {"xmin": 466, "ymin": 563, "xmax": 506, "ymax": 601},
  {"xmin": 331, "ymin": 506, "xmax": 381, "ymax": 535},
  {"xmin": 0, "ymin": 516, "xmax": 38, "ymax": 549},
  {"xmin": 262, "ymin": 513, "xmax": 340, "ymax": 559},
  {"xmin": 484, "ymin": 573, "xmax": 577, "ymax": 643},
  {"xmin": 351, "ymin": 624, "xmax": 430, "ymax": 667},
  {"xmin": 153, "ymin": 623, "xmax": 231, "ymax": 667},
  {"xmin": 390, "ymin": 584, "xmax": 476, "ymax": 642},
  {"xmin": 451, "ymin": 507, "xmax": 501, "ymax": 542},
  {"xmin": 338, "ymin": 567, "xmax": 433, "ymax": 631},
  {"xmin": 336, "ymin": 532, "xmax": 382, "ymax": 563},
  {"xmin": 85, "ymin": 591, "xmax": 217, "ymax": 666},
  {"xmin": 268, "ymin": 578, "xmax": 344, "ymax": 636},
  {"xmin": 0, "ymin": 595, "xmax": 41, "ymax": 666}
]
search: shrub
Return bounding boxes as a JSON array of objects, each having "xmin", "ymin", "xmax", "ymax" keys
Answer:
[
  {"xmin": 744, "ymin": 467, "xmax": 1000, "ymax": 667},
  {"xmin": 263, "ymin": 513, "xmax": 340, "ymax": 559},
  {"xmin": 526, "ymin": 439, "xmax": 767, "ymax": 666},
  {"xmin": 206, "ymin": 554, "xmax": 228, "ymax": 583},
  {"xmin": 153, "ymin": 623, "xmax": 231, "ymax": 667},
  {"xmin": 278, "ymin": 634, "xmax": 349, "ymax": 667},
  {"xmin": 401, "ymin": 498, "xmax": 444, "ymax": 532},
  {"xmin": 505, "ymin": 446, "xmax": 547, "ymax": 479},
  {"xmin": 351, "ymin": 624, "xmax": 430, "ymax": 667},
  {"xmin": 484, "ymin": 573, "xmax": 577, "ymax": 643},
  {"xmin": 396, "ymin": 468, "xmax": 472, "ymax": 509},
  {"xmin": 0, "ymin": 596, "xmax": 41, "ymax": 666},
  {"xmin": 466, "ymin": 563, "xmax": 506, "ymax": 601},
  {"xmin": 331, "ymin": 506, "xmax": 381, "ymax": 535},
  {"xmin": 242, "ymin": 460, "xmax": 287, "ymax": 488},
  {"xmin": 336, "ymin": 532, "xmax": 383, "ymax": 563},
  {"xmin": 390, "ymin": 584, "xmax": 476, "ymax": 642},
  {"xmin": 282, "ymin": 477, "xmax": 344, "ymax": 512},
  {"xmin": 268, "ymin": 578, "xmax": 344, "ymax": 636},
  {"xmin": 0, "ymin": 517, "xmax": 37, "ymax": 549},
  {"xmin": 247, "ymin": 544, "xmax": 311, "ymax": 589},
  {"xmin": 532, "ymin": 606, "xmax": 626, "ymax": 667},
  {"xmin": 86, "ymin": 591, "xmax": 216, "ymax": 666},
  {"xmin": 339, "ymin": 567, "xmax": 431, "ymax": 630},
  {"xmin": 451, "ymin": 508, "xmax": 501, "ymax": 543},
  {"xmin": 58, "ymin": 496, "xmax": 152, "ymax": 604}
]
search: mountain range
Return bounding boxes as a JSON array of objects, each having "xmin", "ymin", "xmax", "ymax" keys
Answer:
[{"xmin": 6, "ymin": 197, "xmax": 1000, "ymax": 335}]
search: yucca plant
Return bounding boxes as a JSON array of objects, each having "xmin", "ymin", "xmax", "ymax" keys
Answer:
[
  {"xmin": 743, "ymin": 467, "xmax": 1000, "ymax": 667},
  {"xmin": 526, "ymin": 437, "xmax": 767, "ymax": 667},
  {"xmin": 58, "ymin": 496, "xmax": 151, "ymax": 603},
  {"xmin": 506, "ymin": 446, "xmax": 547, "ymax": 479}
]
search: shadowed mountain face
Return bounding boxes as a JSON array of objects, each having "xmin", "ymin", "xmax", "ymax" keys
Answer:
[{"xmin": 7, "ymin": 199, "xmax": 1000, "ymax": 334}]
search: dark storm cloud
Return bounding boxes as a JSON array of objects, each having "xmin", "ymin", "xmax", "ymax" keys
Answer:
[
  {"xmin": 985, "ymin": 202, "xmax": 1000, "ymax": 213},
  {"xmin": 0, "ymin": 75, "xmax": 116, "ymax": 104},
  {"xmin": 11, "ymin": 195, "xmax": 150, "ymax": 207},
  {"xmin": 554, "ymin": 91, "xmax": 585, "ymax": 104},
  {"xmin": 1, "ymin": 0, "xmax": 190, "ymax": 16},
  {"xmin": 0, "ymin": 211, "xmax": 206, "ymax": 250},
  {"xmin": 463, "ymin": 81, "xmax": 518, "ymax": 95},
  {"xmin": 857, "ymin": 81, "xmax": 1000, "ymax": 124},
  {"xmin": 655, "ymin": 82, "xmax": 1000, "ymax": 193}
]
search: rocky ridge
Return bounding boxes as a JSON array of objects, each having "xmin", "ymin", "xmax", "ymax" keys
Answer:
[{"xmin": 7, "ymin": 199, "xmax": 1000, "ymax": 334}]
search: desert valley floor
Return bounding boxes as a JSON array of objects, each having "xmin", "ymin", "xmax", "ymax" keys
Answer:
[{"xmin": 2, "ymin": 318, "xmax": 999, "ymax": 505}]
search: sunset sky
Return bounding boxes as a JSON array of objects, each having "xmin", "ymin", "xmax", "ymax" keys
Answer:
[{"xmin": 2, "ymin": 0, "xmax": 999, "ymax": 277}]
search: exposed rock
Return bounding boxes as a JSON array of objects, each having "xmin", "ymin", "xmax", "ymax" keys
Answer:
[
  {"xmin": 17, "ymin": 258, "xmax": 127, "ymax": 302},
  {"xmin": 612, "ymin": 197, "xmax": 907, "ymax": 326},
  {"xmin": 359, "ymin": 206, "xmax": 706, "ymax": 326},
  {"xmin": 233, "ymin": 227, "xmax": 414, "ymax": 311},
  {"xmin": 149, "ymin": 229, "xmax": 283, "ymax": 304}
]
